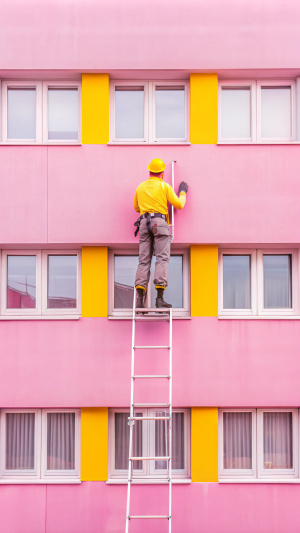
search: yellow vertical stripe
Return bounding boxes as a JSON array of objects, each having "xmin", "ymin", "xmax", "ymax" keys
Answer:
[
  {"xmin": 191, "ymin": 245, "xmax": 218, "ymax": 317},
  {"xmin": 190, "ymin": 73, "xmax": 218, "ymax": 144},
  {"xmin": 82, "ymin": 74, "xmax": 109, "ymax": 144},
  {"xmin": 191, "ymin": 407, "xmax": 218, "ymax": 482},
  {"xmin": 81, "ymin": 408, "xmax": 108, "ymax": 481},
  {"xmin": 82, "ymin": 247, "xmax": 108, "ymax": 317}
]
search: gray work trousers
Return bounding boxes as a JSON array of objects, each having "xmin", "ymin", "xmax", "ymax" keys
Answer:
[{"xmin": 135, "ymin": 218, "xmax": 171, "ymax": 290}]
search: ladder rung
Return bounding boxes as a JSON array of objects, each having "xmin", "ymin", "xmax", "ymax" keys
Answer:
[
  {"xmin": 133, "ymin": 375, "xmax": 170, "ymax": 379},
  {"xmin": 128, "ymin": 515, "xmax": 171, "ymax": 520},
  {"xmin": 135, "ymin": 308, "xmax": 171, "ymax": 314},
  {"xmin": 134, "ymin": 315, "xmax": 170, "ymax": 321},
  {"xmin": 130, "ymin": 416, "xmax": 170, "ymax": 421},
  {"xmin": 133, "ymin": 403, "xmax": 170, "ymax": 408},
  {"xmin": 134, "ymin": 345, "xmax": 170, "ymax": 349},
  {"xmin": 130, "ymin": 456, "xmax": 170, "ymax": 461}
]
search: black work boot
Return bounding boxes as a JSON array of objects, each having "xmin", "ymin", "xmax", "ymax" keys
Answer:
[
  {"xmin": 136, "ymin": 288, "xmax": 146, "ymax": 309},
  {"xmin": 155, "ymin": 288, "xmax": 172, "ymax": 308}
]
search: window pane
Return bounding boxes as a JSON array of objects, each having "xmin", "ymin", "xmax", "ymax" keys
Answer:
[
  {"xmin": 155, "ymin": 86, "xmax": 185, "ymax": 139},
  {"xmin": 261, "ymin": 87, "xmax": 291, "ymax": 139},
  {"xmin": 221, "ymin": 88, "xmax": 251, "ymax": 139},
  {"xmin": 48, "ymin": 255, "xmax": 77, "ymax": 309},
  {"xmin": 223, "ymin": 255, "xmax": 251, "ymax": 309},
  {"xmin": 115, "ymin": 413, "xmax": 142, "ymax": 470},
  {"xmin": 48, "ymin": 88, "xmax": 78, "ymax": 140},
  {"xmin": 155, "ymin": 412, "xmax": 184, "ymax": 470},
  {"xmin": 223, "ymin": 412, "xmax": 252, "ymax": 469},
  {"xmin": 7, "ymin": 255, "xmax": 36, "ymax": 309},
  {"xmin": 7, "ymin": 88, "xmax": 36, "ymax": 139},
  {"xmin": 263, "ymin": 412, "xmax": 293, "ymax": 469},
  {"xmin": 115, "ymin": 86, "xmax": 144, "ymax": 139},
  {"xmin": 263, "ymin": 255, "xmax": 292, "ymax": 308},
  {"xmin": 6, "ymin": 413, "xmax": 35, "ymax": 470},
  {"xmin": 47, "ymin": 413, "xmax": 75, "ymax": 470},
  {"xmin": 150, "ymin": 255, "xmax": 183, "ymax": 308},
  {"xmin": 114, "ymin": 256, "xmax": 139, "ymax": 308}
]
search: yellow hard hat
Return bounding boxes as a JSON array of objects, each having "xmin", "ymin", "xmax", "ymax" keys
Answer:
[{"xmin": 148, "ymin": 158, "xmax": 166, "ymax": 173}]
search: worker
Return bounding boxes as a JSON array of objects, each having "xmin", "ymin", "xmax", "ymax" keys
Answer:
[{"xmin": 134, "ymin": 158, "xmax": 188, "ymax": 309}]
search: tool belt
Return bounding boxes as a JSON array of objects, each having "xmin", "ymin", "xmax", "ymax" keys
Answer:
[{"xmin": 134, "ymin": 212, "xmax": 167, "ymax": 237}]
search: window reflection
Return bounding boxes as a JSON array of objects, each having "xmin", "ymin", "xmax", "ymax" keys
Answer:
[
  {"xmin": 155, "ymin": 86, "xmax": 185, "ymax": 139},
  {"xmin": 48, "ymin": 255, "xmax": 77, "ymax": 309},
  {"xmin": 7, "ymin": 88, "xmax": 36, "ymax": 140},
  {"xmin": 7, "ymin": 256, "xmax": 36, "ymax": 309},
  {"xmin": 48, "ymin": 88, "xmax": 78, "ymax": 140},
  {"xmin": 115, "ymin": 86, "xmax": 144, "ymax": 139}
]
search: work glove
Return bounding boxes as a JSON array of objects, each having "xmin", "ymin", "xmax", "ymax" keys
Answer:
[{"xmin": 178, "ymin": 181, "xmax": 189, "ymax": 195}]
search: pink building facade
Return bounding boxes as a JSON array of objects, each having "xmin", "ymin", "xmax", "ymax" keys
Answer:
[{"xmin": 1, "ymin": 0, "xmax": 300, "ymax": 531}]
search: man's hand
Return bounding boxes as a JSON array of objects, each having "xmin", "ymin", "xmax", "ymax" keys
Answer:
[{"xmin": 178, "ymin": 181, "xmax": 189, "ymax": 195}]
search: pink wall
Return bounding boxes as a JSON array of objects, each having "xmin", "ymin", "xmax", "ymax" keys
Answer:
[
  {"xmin": 1, "ymin": 0, "xmax": 300, "ymax": 70},
  {"xmin": 1, "ymin": 482, "xmax": 300, "ymax": 533},
  {"xmin": 1, "ymin": 144, "xmax": 300, "ymax": 245},
  {"xmin": 0, "ymin": 317, "xmax": 300, "ymax": 408}
]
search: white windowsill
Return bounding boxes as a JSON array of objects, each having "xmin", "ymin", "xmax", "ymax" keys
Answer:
[
  {"xmin": 108, "ymin": 315, "xmax": 191, "ymax": 320},
  {"xmin": 219, "ymin": 479, "xmax": 300, "ymax": 483},
  {"xmin": 107, "ymin": 478, "xmax": 191, "ymax": 484},
  {"xmin": 217, "ymin": 141, "xmax": 300, "ymax": 145},
  {"xmin": 0, "ymin": 315, "xmax": 80, "ymax": 321},
  {"xmin": 219, "ymin": 315, "xmax": 300, "ymax": 320},
  {"xmin": 107, "ymin": 142, "xmax": 190, "ymax": 146},
  {"xmin": 0, "ymin": 143, "xmax": 81, "ymax": 146},
  {"xmin": 0, "ymin": 479, "xmax": 81, "ymax": 484}
]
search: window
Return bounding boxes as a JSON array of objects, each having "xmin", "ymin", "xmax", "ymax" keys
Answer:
[
  {"xmin": 219, "ymin": 80, "xmax": 296, "ymax": 143},
  {"xmin": 219, "ymin": 249, "xmax": 299, "ymax": 317},
  {"xmin": 109, "ymin": 409, "xmax": 190, "ymax": 480},
  {"xmin": 109, "ymin": 249, "xmax": 190, "ymax": 317},
  {"xmin": 219, "ymin": 409, "xmax": 298, "ymax": 480},
  {"xmin": 110, "ymin": 81, "xmax": 189, "ymax": 143},
  {"xmin": 1, "ymin": 80, "xmax": 81, "ymax": 144},
  {"xmin": 0, "ymin": 250, "xmax": 81, "ymax": 317},
  {"xmin": 0, "ymin": 409, "xmax": 80, "ymax": 480}
]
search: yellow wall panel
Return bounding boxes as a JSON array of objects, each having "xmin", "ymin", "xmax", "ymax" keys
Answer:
[
  {"xmin": 82, "ymin": 73, "xmax": 109, "ymax": 144},
  {"xmin": 82, "ymin": 247, "xmax": 108, "ymax": 317},
  {"xmin": 190, "ymin": 73, "xmax": 218, "ymax": 144},
  {"xmin": 191, "ymin": 245, "xmax": 218, "ymax": 317},
  {"xmin": 81, "ymin": 408, "xmax": 108, "ymax": 481},
  {"xmin": 191, "ymin": 407, "xmax": 218, "ymax": 482}
]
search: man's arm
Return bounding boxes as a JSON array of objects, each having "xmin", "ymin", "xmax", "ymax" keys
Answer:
[
  {"xmin": 134, "ymin": 189, "xmax": 140, "ymax": 213},
  {"xmin": 165, "ymin": 183, "xmax": 186, "ymax": 210}
]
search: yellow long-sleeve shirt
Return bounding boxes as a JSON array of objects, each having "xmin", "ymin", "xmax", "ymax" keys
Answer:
[{"xmin": 134, "ymin": 176, "xmax": 186, "ymax": 224}]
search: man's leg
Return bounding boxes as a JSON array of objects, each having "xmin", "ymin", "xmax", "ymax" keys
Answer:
[{"xmin": 135, "ymin": 219, "xmax": 153, "ymax": 306}]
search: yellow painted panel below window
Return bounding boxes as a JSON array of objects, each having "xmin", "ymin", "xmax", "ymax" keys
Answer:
[
  {"xmin": 190, "ymin": 73, "xmax": 218, "ymax": 144},
  {"xmin": 82, "ymin": 247, "xmax": 108, "ymax": 317},
  {"xmin": 191, "ymin": 407, "xmax": 218, "ymax": 482},
  {"xmin": 191, "ymin": 245, "xmax": 218, "ymax": 317},
  {"xmin": 81, "ymin": 408, "xmax": 108, "ymax": 481},
  {"xmin": 82, "ymin": 74, "xmax": 109, "ymax": 144}
]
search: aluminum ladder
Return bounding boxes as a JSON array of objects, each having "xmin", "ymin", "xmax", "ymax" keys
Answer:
[{"xmin": 125, "ymin": 293, "xmax": 173, "ymax": 532}]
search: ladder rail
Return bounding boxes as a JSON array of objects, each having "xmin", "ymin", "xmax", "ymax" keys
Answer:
[{"xmin": 170, "ymin": 160, "xmax": 176, "ymax": 243}]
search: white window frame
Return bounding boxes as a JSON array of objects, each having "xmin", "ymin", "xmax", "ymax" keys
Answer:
[
  {"xmin": 2, "ymin": 80, "xmax": 43, "ymax": 143},
  {"xmin": 41, "ymin": 409, "xmax": 81, "ymax": 479},
  {"xmin": 109, "ymin": 80, "xmax": 189, "ymax": 144},
  {"xmin": 1, "ymin": 80, "xmax": 81, "ymax": 145},
  {"xmin": 218, "ymin": 79, "xmax": 296, "ymax": 143},
  {"xmin": 1, "ymin": 409, "xmax": 41, "ymax": 479},
  {"xmin": 1, "ymin": 250, "xmax": 81, "ymax": 317},
  {"xmin": 108, "ymin": 408, "xmax": 190, "ymax": 480},
  {"xmin": 219, "ymin": 248, "xmax": 300, "ymax": 317},
  {"xmin": 218, "ymin": 80, "xmax": 256, "ymax": 143},
  {"xmin": 41, "ymin": 250, "xmax": 82, "ymax": 316},
  {"xmin": 218, "ymin": 249, "xmax": 257, "ymax": 316},
  {"xmin": 108, "ymin": 248, "xmax": 190, "ymax": 318},
  {"xmin": 257, "ymin": 249, "xmax": 298, "ymax": 316},
  {"xmin": 1, "ymin": 250, "xmax": 42, "ymax": 316},
  {"xmin": 218, "ymin": 409, "xmax": 256, "ymax": 479},
  {"xmin": 257, "ymin": 409, "xmax": 298, "ymax": 479},
  {"xmin": 42, "ymin": 81, "xmax": 82, "ymax": 144},
  {"xmin": 219, "ymin": 409, "xmax": 299, "ymax": 480}
]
